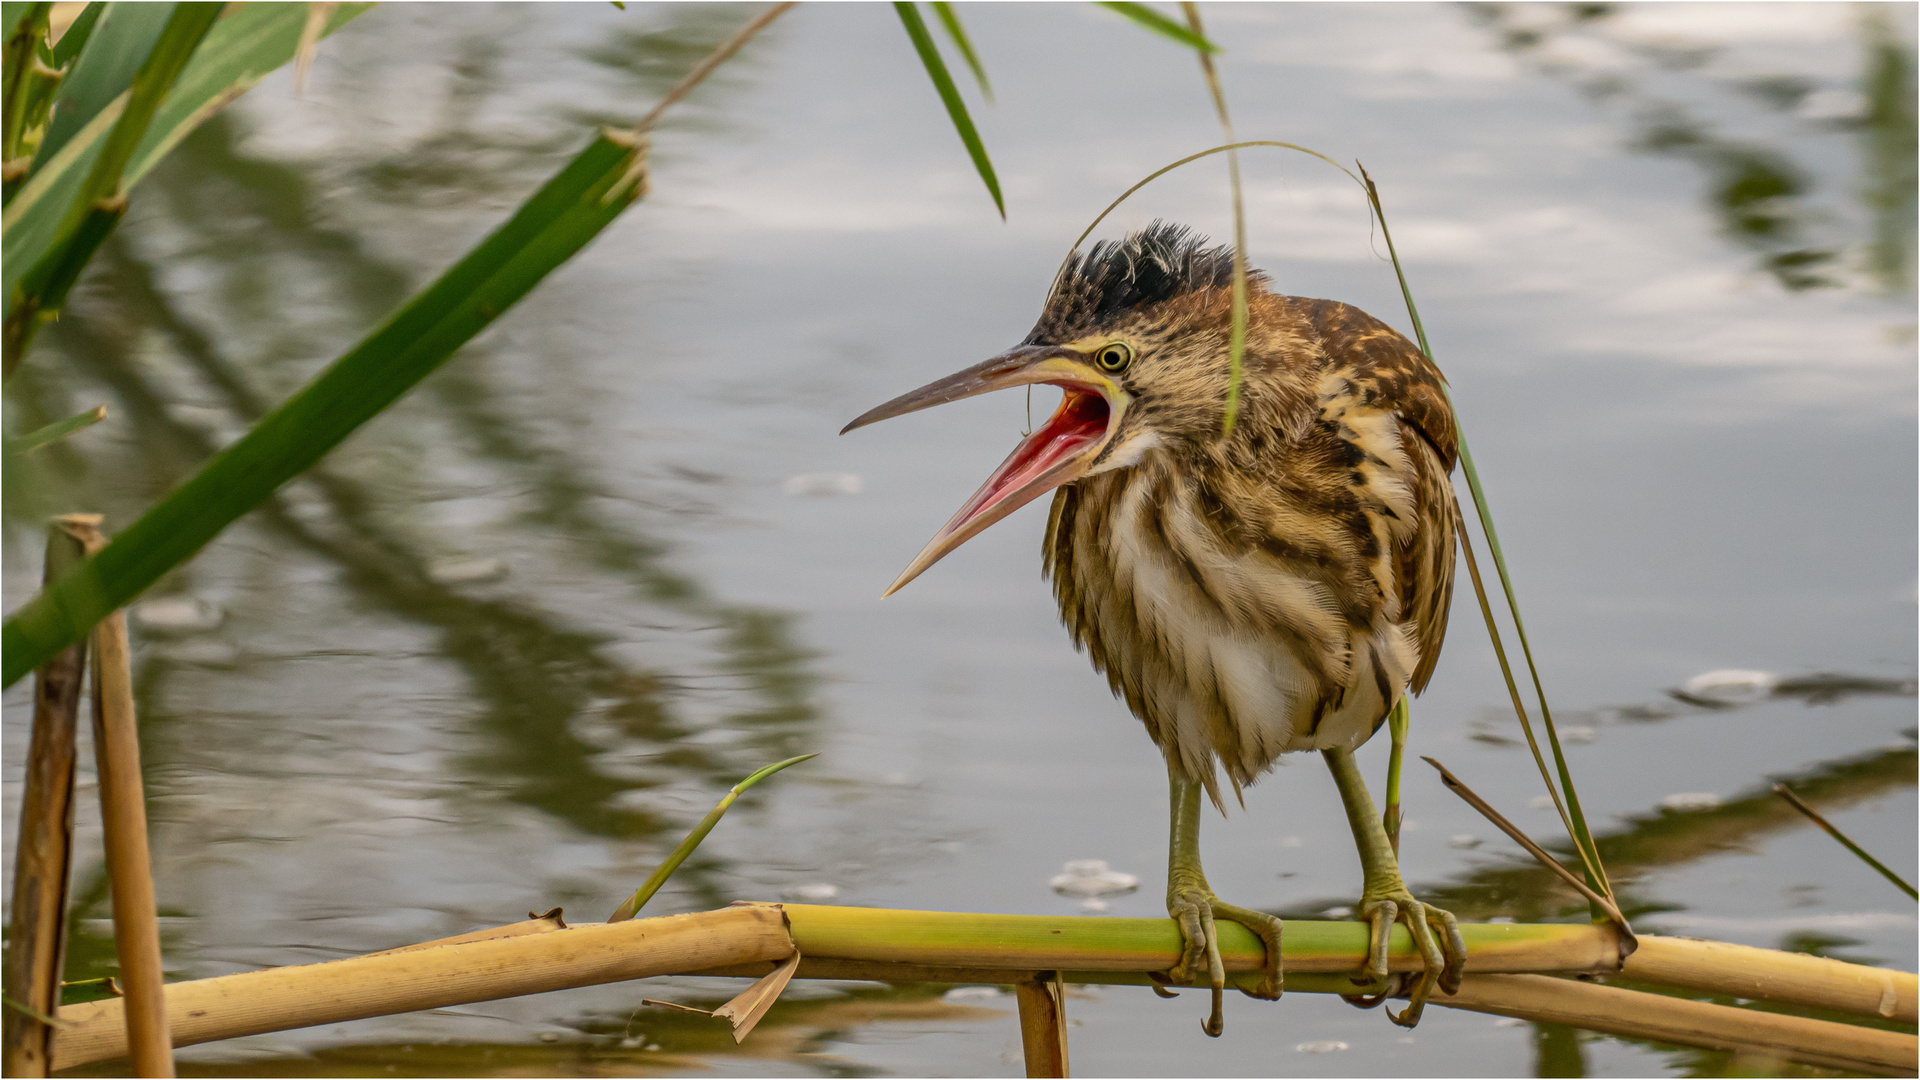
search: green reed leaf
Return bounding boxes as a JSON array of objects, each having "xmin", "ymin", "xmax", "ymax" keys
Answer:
[
  {"xmin": 31, "ymin": 1, "xmax": 178, "ymax": 172},
  {"xmin": 0, "ymin": 129, "xmax": 650, "ymax": 685},
  {"xmin": 49, "ymin": 2, "xmax": 104, "ymax": 69},
  {"xmin": 8, "ymin": 402, "xmax": 104, "ymax": 450},
  {"xmin": 1096, "ymin": 1, "xmax": 1218, "ymax": 53},
  {"xmin": 4, "ymin": 1, "xmax": 220, "ymax": 372},
  {"xmin": 894, "ymin": 1, "xmax": 1003, "ymax": 219},
  {"xmin": 930, "ymin": 2, "xmax": 990, "ymax": 102},
  {"xmin": 609, "ymin": 754, "xmax": 818, "ymax": 922},
  {"xmin": 3, "ymin": 4, "xmax": 371, "ymax": 337},
  {"xmin": 1357, "ymin": 163, "xmax": 1615, "ymax": 908}
]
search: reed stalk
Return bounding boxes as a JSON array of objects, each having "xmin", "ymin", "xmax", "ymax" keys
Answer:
[
  {"xmin": 1014, "ymin": 973, "xmax": 1069, "ymax": 1078},
  {"xmin": 51, "ymin": 904, "xmax": 1915, "ymax": 1074},
  {"xmin": 1445, "ymin": 974, "xmax": 1915, "ymax": 1076},
  {"xmin": 52, "ymin": 906, "xmax": 794, "ymax": 1070},
  {"xmin": 1621, "ymin": 935, "xmax": 1916, "ymax": 1024},
  {"xmin": 2, "ymin": 516, "xmax": 95, "ymax": 1078},
  {"xmin": 82, "ymin": 519, "xmax": 173, "ymax": 1078},
  {"xmin": 48, "ymin": 904, "xmax": 1915, "ymax": 1073}
]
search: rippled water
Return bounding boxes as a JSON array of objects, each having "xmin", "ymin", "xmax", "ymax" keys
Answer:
[{"xmin": 5, "ymin": 3, "xmax": 1915, "ymax": 1076}]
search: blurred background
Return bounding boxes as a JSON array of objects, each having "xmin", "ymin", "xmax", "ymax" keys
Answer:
[{"xmin": 3, "ymin": 2, "xmax": 1914, "ymax": 1075}]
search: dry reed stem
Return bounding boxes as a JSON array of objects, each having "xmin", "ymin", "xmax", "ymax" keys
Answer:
[
  {"xmin": 87, "ymin": 579, "xmax": 174, "ymax": 1077},
  {"xmin": 51, "ymin": 906, "xmax": 794, "ymax": 1070},
  {"xmin": 2, "ymin": 517, "xmax": 97, "ymax": 1078},
  {"xmin": 51, "ymin": 905, "xmax": 1916, "ymax": 1072},
  {"xmin": 1015, "ymin": 973, "xmax": 1069, "ymax": 1078},
  {"xmin": 1441, "ymin": 973, "xmax": 1916, "ymax": 1076},
  {"xmin": 1623, "ymin": 935, "xmax": 1917, "ymax": 1024}
]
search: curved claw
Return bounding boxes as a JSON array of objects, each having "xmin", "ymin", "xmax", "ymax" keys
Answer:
[
  {"xmin": 1166, "ymin": 889, "xmax": 1283, "ymax": 1036},
  {"xmin": 1354, "ymin": 893, "xmax": 1465, "ymax": 1030},
  {"xmin": 1200, "ymin": 903, "xmax": 1225, "ymax": 1037}
]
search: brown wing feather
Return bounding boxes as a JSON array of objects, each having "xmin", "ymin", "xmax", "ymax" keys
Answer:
[{"xmin": 1400, "ymin": 423, "xmax": 1456, "ymax": 693}]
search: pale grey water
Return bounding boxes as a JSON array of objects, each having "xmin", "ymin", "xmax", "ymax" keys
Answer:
[{"xmin": 4, "ymin": 3, "xmax": 1916, "ymax": 1076}]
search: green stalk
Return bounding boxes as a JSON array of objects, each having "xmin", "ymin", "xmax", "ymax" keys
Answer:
[
  {"xmin": 1357, "ymin": 163, "xmax": 1613, "ymax": 906},
  {"xmin": 1176, "ymin": 3, "xmax": 1247, "ymax": 436},
  {"xmin": 2, "ymin": 3, "xmax": 50, "ymax": 163},
  {"xmin": 1775, "ymin": 783, "xmax": 1917, "ymax": 900},
  {"xmin": 608, "ymin": 754, "xmax": 817, "ymax": 922}
]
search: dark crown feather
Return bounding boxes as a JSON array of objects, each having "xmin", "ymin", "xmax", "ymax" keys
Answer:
[{"xmin": 1029, "ymin": 221, "xmax": 1267, "ymax": 342}]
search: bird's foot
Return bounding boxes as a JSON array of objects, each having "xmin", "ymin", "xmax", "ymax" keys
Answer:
[
  {"xmin": 1160, "ymin": 884, "xmax": 1284, "ymax": 1037},
  {"xmin": 1352, "ymin": 879, "xmax": 1465, "ymax": 1029}
]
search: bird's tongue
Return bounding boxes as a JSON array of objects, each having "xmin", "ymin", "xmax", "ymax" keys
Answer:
[
  {"xmin": 949, "ymin": 388, "xmax": 1111, "ymax": 531},
  {"xmin": 884, "ymin": 388, "xmax": 1111, "ymax": 595}
]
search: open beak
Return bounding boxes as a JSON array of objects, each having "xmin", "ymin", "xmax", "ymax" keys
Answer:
[{"xmin": 841, "ymin": 346, "xmax": 1127, "ymax": 595}]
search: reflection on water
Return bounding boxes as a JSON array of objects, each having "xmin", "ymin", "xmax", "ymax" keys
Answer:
[
  {"xmin": 3, "ymin": 3, "xmax": 1914, "ymax": 1077},
  {"xmin": 1469, "ymin": 3, "xmax": 1917, "ymax": 294}
]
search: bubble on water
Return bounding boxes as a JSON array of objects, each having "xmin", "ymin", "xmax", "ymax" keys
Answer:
[
  {"xmin": 1679, "ymin": 668, "xmax": 1777, "ymax": 706},
  {"xmin": 783, "ymin": 473, "xmax": 862, "ymax": 497},
  {"xmin": 1661, "ymin": 791, "xmax": 1720, "ymax": 812},
  {"xmin": 1295, "ymin": 1040, "xmax": 1349, "ymax": 1053},
  {"xmin": 644, "ymin": 1043, "xmax": 661, "ymax": 1052},
  {"xmin": 784, "ymin": 882, "xmax": 840, "ymax": 902},
  {"xmin": 619, "ymin": 1037, "xmax": 642, "ymax": 1049},
  {"xmin": 132, "ymin": 597, "xmax": 224, "ymax": 634},
  {"xmin": 942, "ymin": 985, "xmax": 1004, "ymax": 1004},
  {"xmin": 1321, "ymin": 905, "xmax": 1352, "ymax": 919},
  {"xmin": 1448, "ymin": 833, "xmax": 1482, "ymax": 850},
  {"xmin": 537, "ymin": 1031, "xmax": 560, "ymax": 1043},
  {"xmin": 1049, "ymin": 859, "xmax": 1139, "ymax": 899},
  {"xmin": 1559, "ymin": 724, "xmax": 1596, "ymax": 744},
  {"xmin": 1493, "ymin": 1016, "xmax": 1527, "ymax": 1028},
  {"xmin": 427, "ymin": 556, "xmax": 509, "ymax": 585}
]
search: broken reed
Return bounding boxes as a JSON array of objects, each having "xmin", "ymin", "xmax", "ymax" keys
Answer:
[{"xmin": 46, "ymin": 904, "xmax": 1918, "ymax": 1076}]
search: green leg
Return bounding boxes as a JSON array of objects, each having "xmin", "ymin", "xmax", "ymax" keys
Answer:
[
  {"xmin": 1382, "ymin": 697, "xmax": 1410, "ymax": 857},
  {"xmin": 1323, "ymin": 744, "xmax": 1467, "ymax": 1028},
  {"xmin": 1161, "ymin": 763, "xmax": 1283, "ymax": 1037}
]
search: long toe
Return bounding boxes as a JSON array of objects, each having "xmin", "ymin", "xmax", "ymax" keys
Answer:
[{"xmin": 1209, "ymin": 900, "xmax": 1284, "ymax": 1001}]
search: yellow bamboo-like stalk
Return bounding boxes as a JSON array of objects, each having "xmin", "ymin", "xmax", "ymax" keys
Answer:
[
  {"xmin": 2, "ymin": 517, "xmax": 97, "ymax": 1078},
  {"xmin": 89, "ymin": 590, "xmax": 174, "ymax": 1077},
  {"xmin": 1014, "ymin": 973, "xmax": 1069, "ymax": 1078},
  {"xmin": 51, "ymin": 906, "xmax": 793, "ymax": 1070},
  {"xmin": 1445, "ymin": 973, "xmax": 1916, "ymax": 1076},
  {"xmin": 1623, "ymin": 934, "xmax": 1916, "ymax": 1024},
  {"xmin": 51, "ymin": 904, "xmax": 1916, "ymax": 1074}
]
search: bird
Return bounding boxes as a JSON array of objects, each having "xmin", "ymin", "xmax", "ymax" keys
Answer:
[{"xmin": 842, "ymin": 222, "xmax": 1467, "ymax": 1035}]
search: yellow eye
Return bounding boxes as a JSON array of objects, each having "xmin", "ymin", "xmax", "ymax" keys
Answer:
[{"xmin": 1094, "ymin": 341, "xmax": 1133, "ymax": 372}]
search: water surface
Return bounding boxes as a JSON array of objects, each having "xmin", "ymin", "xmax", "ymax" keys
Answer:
[{"xmin": 5, "ymin": 3, "xmax": 1915, "ymax": 1076}]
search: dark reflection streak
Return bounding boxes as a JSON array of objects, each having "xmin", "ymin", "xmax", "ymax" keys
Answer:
[
  {"xmin": 1465, "ymin": 4, "xmax": 1916, "ymax": 294},
  {"xmin": 1381, "ymin": 743, "xmax": 1918, "ymax": 926},
  {"xmin": 44, "ymin": 305, "xmax": 694, "ymax": 844}
]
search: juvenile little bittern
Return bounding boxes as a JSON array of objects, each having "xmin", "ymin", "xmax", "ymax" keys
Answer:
[{"xmin": 843, "ymin": 223, "xmax": 1466, "ymax": 1034}]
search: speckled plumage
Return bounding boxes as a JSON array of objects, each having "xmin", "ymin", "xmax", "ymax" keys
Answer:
[{"xmin": 1038, "ymin": 224, "xmax": 1459, "ymax": 807}]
